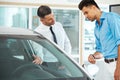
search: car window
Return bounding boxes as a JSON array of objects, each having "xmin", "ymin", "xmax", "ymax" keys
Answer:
[
  {"xmin": 29, "ymin": 40, "xmax": 90, "ymax": 79},
  {"xmin": 0, "ymin": 37, "xmax": 91, "ymax": 80},
  {"xmin": 0, "ymin": 38, "xmax": 32, "ymax": 61}
]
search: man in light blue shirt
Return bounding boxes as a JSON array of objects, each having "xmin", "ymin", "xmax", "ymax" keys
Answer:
[
  {"xmin": 95, "ymin": 12, "xmax": 120, "ymax": 59},
  {"xmin": 78, "ymin": 0, "xmax": 120, "ymax": 80}
]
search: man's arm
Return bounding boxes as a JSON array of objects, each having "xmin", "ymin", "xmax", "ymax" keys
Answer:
[
  {"xmin": 114, "ymin": 45, "xmax": 120, "ymax": 80},
  {"xmin": 64, "ymin": 34, "xmax": 72, "ymax": 54},
  {"xmin": 31, "ymin": 41, "xmax": 44, "ymax": 64},
  {"xmin": 59, "ymin": 22, "xmax": 72, "ymax": 54}
]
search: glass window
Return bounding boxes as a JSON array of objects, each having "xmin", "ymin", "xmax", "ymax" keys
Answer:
[
  {"xmin": 0, "ymin": 7, "xmax": 29, "ymax": 28},
  {"xmin": 32, "ymin": 8, "xmax": 40, "ymax": 29},
  {"xmin": 27, "ymin": 38, "xmax": 86, "ymax": 79},
  {"xmin": 53, "ymin": 9, "xmax": 79, "ymax": 56}
]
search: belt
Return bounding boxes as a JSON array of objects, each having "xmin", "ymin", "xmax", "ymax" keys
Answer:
[{"xmin": 104, "ymin": 58, "xmax": 117, "ymax": 63}]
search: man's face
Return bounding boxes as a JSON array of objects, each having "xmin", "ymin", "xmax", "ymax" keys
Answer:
[
  {"xmin": 40, "ymin": 13, "xmax": 55, "ymax": 26},
  {"xmin": 81, "ymin": 5, "xmax": 96, "ymax": 21}
]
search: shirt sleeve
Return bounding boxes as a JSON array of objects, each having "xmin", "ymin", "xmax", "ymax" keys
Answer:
[
  {"xmin": 59, "ymin": 23, "xmax": 72, "ymax": 54},
  {"xmin": 32, "ymin": 41, "xmax": 44, "ymax": 60},
  {"xmin": 108, "ymin": 13, "xmax": 120, "ymax": 46},
  {"xmin": 64, "ymin": 32, "xmax": 72, "ymax": 54},
  {"xmin": 94, "ymin": 33, "xmax": 102, "ymax": 52}
]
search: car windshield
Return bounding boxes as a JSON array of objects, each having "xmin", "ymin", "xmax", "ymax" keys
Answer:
[{"xmin": 0, "ymin": 35, "xmax": 91, "ymax": 80}]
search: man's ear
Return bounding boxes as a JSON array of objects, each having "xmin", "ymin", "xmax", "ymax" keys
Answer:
[
  {"xmin": 40, "ymin": 18, "xmax": 45, "ymax": 24},
  {"xmin": 40, "ymin": 18, "xmax": 44, "ymax": 23},
  {"xmin": 92, "ymin": 5, "xmax": 96, "ymax": 9},
  {"xmin": 40, "ymin": 18, "xmax": 43, "ymax": 22}
]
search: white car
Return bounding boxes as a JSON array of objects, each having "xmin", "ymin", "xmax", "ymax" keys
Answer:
[{"xmin": 0, "ymin": 27, "xmax": 93, "ymax": 80}]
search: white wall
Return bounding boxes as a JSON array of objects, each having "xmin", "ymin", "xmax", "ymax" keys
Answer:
[
  {"xmin": 0, "ymin": 0, "xmax": 120, "ymax": 5},
  {"xmin": 96, "ymin": 0, "xmax": 120, "ymax": 5}
]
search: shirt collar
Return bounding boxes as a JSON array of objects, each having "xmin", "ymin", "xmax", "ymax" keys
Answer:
[
  {"xmin": 41, "ymin": 23, "xmax": 55, "ymax": 28},
  {"xmin": 95, "ymin": 11, "xmax": 106, "ymax": 26},
  {"xmin": 100, "ymin": 11, "xmax": 107, "ymax": 20},
  {"xmin": 40, "ymin": 23, "xmax": 51, "ymax": 30}
]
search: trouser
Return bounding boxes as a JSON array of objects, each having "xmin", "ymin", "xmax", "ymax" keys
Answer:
[{"xmin": 94, "ymin": 60, "xmax": 116, "ymax": 80}]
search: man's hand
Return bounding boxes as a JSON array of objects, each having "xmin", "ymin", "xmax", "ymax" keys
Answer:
[
  {"xmin": 88, "ymin": 52, "xmax": 103, "ymax": 64},
  {"xmin": 32, "ymin": 55, "xmax": 43, "ymax": 64},
  {"xmin": 88, "ymin": 54, "xmax": 96, "ymax": 64}
]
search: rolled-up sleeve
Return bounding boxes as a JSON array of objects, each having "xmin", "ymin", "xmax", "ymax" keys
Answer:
[{"xmin": 108, "ymin": 13, "xmax": 120, "ymax": 46}]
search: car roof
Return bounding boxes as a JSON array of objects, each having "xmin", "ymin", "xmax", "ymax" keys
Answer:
[{"xmin": 0, "ymin": 27, "xmax": 42, "ymax": 36}]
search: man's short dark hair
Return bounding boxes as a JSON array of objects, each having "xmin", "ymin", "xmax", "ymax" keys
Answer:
[
  {"xmin": 37, "ymin": 5, "xmax": 51, "ymax": 18},
  {"xmin": 78, "ymin": 0, "xmax": 100, "ymax": 10}
]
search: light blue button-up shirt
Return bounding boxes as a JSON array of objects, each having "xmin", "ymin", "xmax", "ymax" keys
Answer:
[{"xmin": 94, "ymin": 12, "xmax": 120, "ymax": 58}]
